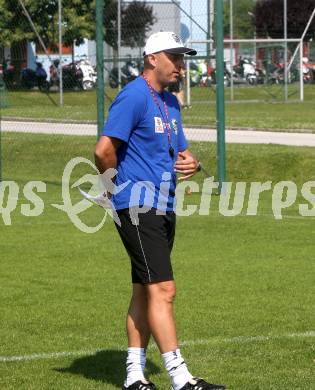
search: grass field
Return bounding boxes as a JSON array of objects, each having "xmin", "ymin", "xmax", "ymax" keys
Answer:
[
  {"xmin": 2, "ymin": 84, "xmax": 315, "ymax": 130},
  {"xmin": 1, "ymin": 132, "xmax": 315, "ymax": 389}
]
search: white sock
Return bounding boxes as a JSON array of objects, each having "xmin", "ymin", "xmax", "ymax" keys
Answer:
[
  {"xmin": 162, "ymin": 349, "xmax": 193, "ymax": 390},
  {"xmin": 124, "ymin": 347, "xmax": 147, "ymax": 387}
]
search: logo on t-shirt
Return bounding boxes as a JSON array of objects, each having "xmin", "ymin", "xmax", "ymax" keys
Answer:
[
  {"xmin": 171, "ymin": 119, "xmax": 178, "ymax": 135},
  {"xmin": 154, "ymin": 117, "xmax": 164, "ymax": 133}
]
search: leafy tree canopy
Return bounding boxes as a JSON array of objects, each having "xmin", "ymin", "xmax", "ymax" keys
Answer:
[
  {"xmin": 224, "ymin": 0, "xmax": 256, "ymax": 39},
  {"xmin": 0, "ymin": 0, "xmax": 95, "ymax": 48},
  {"xmin": 254, "ymin": 0, "xmax": 315, "ymax": 40},
  {"xmin": 103, "ymin": 0, "xmax": 156, "ymax": 50},
  {"xmin": 0, "ymin": 0, "xmax": 156, "ymax": 51}
]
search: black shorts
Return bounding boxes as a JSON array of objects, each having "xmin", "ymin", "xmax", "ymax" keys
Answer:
[{"xmin": 115, "ymin": 208, "xmax": 176, "ymax": 284}]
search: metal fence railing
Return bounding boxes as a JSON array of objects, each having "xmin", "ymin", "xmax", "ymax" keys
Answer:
[{"xmin": 0, "ymin": 1, "xmax": 315, "ymax": 185}]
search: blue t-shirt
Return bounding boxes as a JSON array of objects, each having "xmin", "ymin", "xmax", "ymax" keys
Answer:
[{"xmin": 102, "ymin": 76, "xmax": 188, "ymax": 211}]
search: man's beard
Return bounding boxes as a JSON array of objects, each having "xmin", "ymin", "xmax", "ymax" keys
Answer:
[{"xmin": 164, "ymin": 73, "xmax": 181, "ymax": 88}]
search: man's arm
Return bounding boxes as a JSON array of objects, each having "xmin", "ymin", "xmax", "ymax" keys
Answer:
[
  {"xmin": 174, "ymin": 149, "xmax": 200, "ymax": 180},
  {"xmin": 94, "ymin": 136, "xmax": 122, "ymax": 173}
]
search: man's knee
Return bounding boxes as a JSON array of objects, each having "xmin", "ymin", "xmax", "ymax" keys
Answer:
[{"xmin": 147, "ymin": 281, "xmax": 176, "ymax": 303}]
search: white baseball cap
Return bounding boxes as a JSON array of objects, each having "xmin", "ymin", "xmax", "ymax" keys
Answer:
[{"xmin": 143, "ymin": 31, "xmax": 197, "ymax": 56}]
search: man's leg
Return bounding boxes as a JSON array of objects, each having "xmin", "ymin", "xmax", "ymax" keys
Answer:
[
  {"xmin": 124, "ymin": 283, "xmax": 152, "ymax": 388},
  {"xmin": 145, "ymin": 281, "xmax": 178, "ymax": 353},
  {"xmin": 146, "ymin": 281, "xmax": 193, "ymax": 390},
  {"xmin": 127, "ymin": 283, "xmax": 150, "ymax": 348},
  {"xmin": 116, "ymin": 211, "xmax": 157, "ymax": 389}
]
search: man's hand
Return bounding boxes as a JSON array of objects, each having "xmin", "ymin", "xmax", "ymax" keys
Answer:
[{"xmin": 175, "ymin": 150, "xmax": 199, "ymax": 180}]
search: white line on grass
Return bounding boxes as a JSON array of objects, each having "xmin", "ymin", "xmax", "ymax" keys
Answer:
[
  {"xmin": 1, "ymin": 331, "xmax": 314, "ymax": 363},
  {"xmin": 8, "ymin": 212, "xmax": 315, "ymax": 227}
]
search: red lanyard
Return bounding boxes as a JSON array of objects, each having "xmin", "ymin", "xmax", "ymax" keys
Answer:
[{"xmin": 142, "ymin": 75, "xmax": 173, "ymax": 149}]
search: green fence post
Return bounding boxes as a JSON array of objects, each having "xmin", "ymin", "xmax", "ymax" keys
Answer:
[
  {"xmin": 0, "ymin": 74, "xmax": 7, "ymax": 182},
  {"xmin": 215, "ymin": 0, "xmax": 226, "ymax": 191},
  {"xmin": 0, "ymin": 115, "xmax": 1, "ymax": 183},
  {"xmin": 96, "ymin": 0, "xmax": 105, "ymax": 140}
]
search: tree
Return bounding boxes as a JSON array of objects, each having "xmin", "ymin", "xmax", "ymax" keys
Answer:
[
  {"xmin": 0, "ymin": 0, "xmax": 54, "ymax": 47},
  {"xmin": 103, "ymin": 0, "xmax": 156, "ymax": 51},
  {"xmin": 0, "ymin": 0, "xmax": 156, "ymax": 51},
  {"xmin": 0, "ymin": 0, "xmax": 95, "ymax": 48},
  {"xmin": 254, "ymin": 0, "xmax": 315, "ymax": 40},
  {"xmin": 223, "ymin": 0, "xmax": 256, "ymax": 38},
  {"xmin": 122, "ymin": 1, "xmax": 156, "ymax": 48},
  {"xmin": 62, "ymin": 0, "xmax": 96, "ymax": 47}
]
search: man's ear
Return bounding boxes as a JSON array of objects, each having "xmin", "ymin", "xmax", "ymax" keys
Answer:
[{"xmin": 147, "ymin": 54, "xmax": 158, "ymax": 69}]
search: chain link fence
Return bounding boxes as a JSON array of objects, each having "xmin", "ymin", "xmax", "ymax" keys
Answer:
[
  {"xmin": 0, "ymin": 0, "xmax": 220, "ymax": 188},
  {"xmin": 1, "ymin": 0, "xmax": 315, "ymax": 186}
]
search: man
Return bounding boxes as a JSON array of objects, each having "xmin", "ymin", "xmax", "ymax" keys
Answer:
[{"xmin": 95, "ymin": 32, "xmax": 226, "ymax": 390}]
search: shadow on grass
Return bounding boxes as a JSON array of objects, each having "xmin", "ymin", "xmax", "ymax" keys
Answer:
[{"xmin": 55, "ymin": 349, "xmax": 161, "ymax": 388}]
